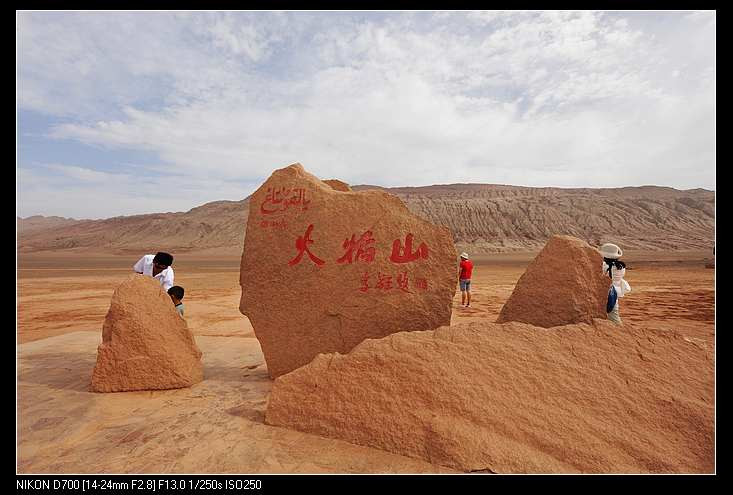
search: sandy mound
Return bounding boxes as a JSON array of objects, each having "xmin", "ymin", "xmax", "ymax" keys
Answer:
[
  {"xmin": 266, "ymin": 319, "xmax": 714, "ymax": 473},
  {"xmin": 497, "ymin": 235, "xmax": 609, "ymax": 327},
  {"xmin": 91, "ymin": 275, "xmax": 203, "ymax": 392},
  {"xmin": 240, "ymin": 163, "xmax": 456, "ymax": 377}
]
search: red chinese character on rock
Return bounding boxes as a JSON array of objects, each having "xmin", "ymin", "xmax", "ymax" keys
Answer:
[
  {"xmin": 337, "ymin": 230, "xmax": 376, "ymax": 264},
  {"xmin": 397, "ymin": 272, "xmax": 410, "ymax": 292},
  {"xmin": 376, "ymin": 272, "xmax": 393, "ymax": 290},
  {"xmin": 415, "ymin": 278, "xmax": 428, "ymax": 291},
  {"xmin": 389, "ymin": 233, "xmax": 429, "ymax": 263},
  {"xmin": 288, "ymin": 224, "xmax": 326, "ymax": 266},
  {"xmin": 359, "ymin": 272, "xmax": 370, "ymax": 292}
]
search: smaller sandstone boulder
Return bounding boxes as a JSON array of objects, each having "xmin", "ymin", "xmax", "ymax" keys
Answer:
[
  {"xmin": 91, "ymin": 275, "xmax": 204, "ymax": 392},
  {"xmin": 497, "ymin": 235, "xmax": 609, "ymax": 327}
]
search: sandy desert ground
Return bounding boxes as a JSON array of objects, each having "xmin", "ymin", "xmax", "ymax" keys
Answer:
[{"xmin": 16, "ymin": 250, "xmax": 715, "ymax": 473}]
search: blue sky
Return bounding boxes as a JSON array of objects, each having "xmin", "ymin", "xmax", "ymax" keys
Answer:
[{"xmin": 17, "ymin": 11, "xmax": 716, "ymax": 219}]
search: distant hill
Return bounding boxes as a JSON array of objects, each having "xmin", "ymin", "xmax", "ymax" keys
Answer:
[
  {"xmin": 17, "ymin": 183, "xmax": 714, "ymax": 254},
  {"xmin": 17, "ymin": 215, "xmax": 85, "ymax": 233}
]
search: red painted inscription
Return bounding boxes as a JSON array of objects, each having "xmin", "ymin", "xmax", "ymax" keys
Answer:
[
  {"xmin": 376, "ymin": 272, "xmax": 393, "ymax": 290},
  {"xmin": 389, "ymin": 233, "xmax": 429, "ymax": 263},
  {"xmin": 261, "ymin": 187, "xmax": 310, "ymax": 215},
  {"xmin": 337, "ymin": 230, "xmax": 376, "ymax": 264},
  {"xmin": 288, "ymin": 224, "xmax": 325, "ymax": 266}
]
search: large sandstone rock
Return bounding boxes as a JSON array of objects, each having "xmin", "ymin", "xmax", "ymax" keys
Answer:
[
  {"xmin": 496, "ymin": 235, "xmax": 609, "ymax": 327},
  {"xmin": 239, "ymin": 163, "xmax": 456, "ymax": 377},
  {"xmin": 265, "ymin": 320, "xmax": 714, "ymax": 473},
  {"xmin": 91, "ymin": 275, "xmax": 203, "ymax": 392}
]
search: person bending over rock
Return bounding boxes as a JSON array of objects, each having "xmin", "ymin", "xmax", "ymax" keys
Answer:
[
  {"xmin": 133, "ymin": 251, "xmax": 175, "ymax": 291},
  {"xmin": 458, "ymin": 252, "xmax": 474, "ymax": 307},
  {"xmin": 167, "ymin": 285, "xmax": 185, "ymax": 318},
  {"xmin": 600, "ymin": 243, "xmax": 631, "ymax": 325}
]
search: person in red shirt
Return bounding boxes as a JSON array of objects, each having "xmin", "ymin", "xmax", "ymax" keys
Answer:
[{"xmin": 458, "ymin": 252, "xmax": 474, "ymax": 307}]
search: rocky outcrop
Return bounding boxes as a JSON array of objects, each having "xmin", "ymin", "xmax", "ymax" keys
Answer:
[
  {"xmin": 380, "ymin": 185, "xmax": 715, "ymax": 253},
  {"xmin": 265, "ymin": 320, "xmax": 714, "ymax": 473},
  {"xmin": 239, "ymin": 163, "xmax": 456, "ymax": 378},
  {"xmin": 18, "ymin": 182, "xmax": 714, "ymax": 254},
  {"xmin": 17, "ymin": 215, "xmax": 82, "ymax": 233},
  {"xmin": 90, "ymin": 275, "xmax": 203, "ymax": 392},
  {"xmin": 496, "ymin": 235, "xmax": 609, "ymax": 327},
  {"xmin": 17, "ymin": 200, "xmax": 250, "ymax": 254}
]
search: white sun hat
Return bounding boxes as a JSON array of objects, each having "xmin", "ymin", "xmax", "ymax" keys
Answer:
[
  {"xmin": 599, "ymin": 243, "xmax": 623, "ymax": 259},
  {"xmin": 460, "ymin": 252, "xmax": 469, "ymax": 259}
]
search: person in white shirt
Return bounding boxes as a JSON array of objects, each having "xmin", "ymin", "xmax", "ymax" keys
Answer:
[
  {"xmin": 133, "ymin": 252, "xmax": 175, "ymax": 291},
  {"xmin": 599, "ymin": 243, "xmax": 631, "ymax": 325}
]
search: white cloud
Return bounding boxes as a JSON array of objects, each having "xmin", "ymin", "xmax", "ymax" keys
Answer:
[
  {"xmin": 17, "ymin": 11, "xmax": 716, "ymax": 217},
  {"xmin": 46, "ymin": 164, "xmax": 130, "ymax": 183},
  {"xmin": 686, "ymin": 11, "xmax": 715, "ymax": 25},
  {"xmin": 17, "ymin": 164, "xmax": 258, "ymax": 219}
]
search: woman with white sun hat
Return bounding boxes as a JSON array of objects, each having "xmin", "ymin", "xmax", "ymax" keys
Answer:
[{"xmin": 599, "ymin": 243, "xmax": 631, "ymax": 324}]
